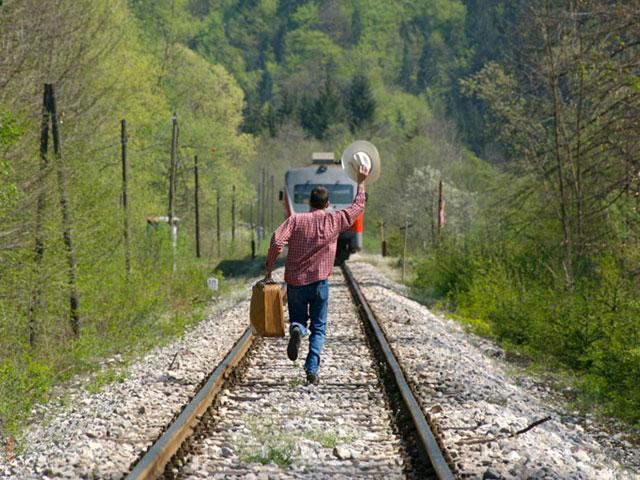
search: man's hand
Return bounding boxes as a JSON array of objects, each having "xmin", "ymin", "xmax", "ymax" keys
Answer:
[
  {"xmin": 356, "ymin": 164, "xmax": 370, "ymax": 184},
  {"xmin": 262, "ymin": 269, "xmax": 273, "ymax": 282}
]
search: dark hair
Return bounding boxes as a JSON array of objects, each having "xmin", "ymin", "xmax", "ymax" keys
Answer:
[{"xmin": 309, "ymin": 186, "xmax": 329, "ymax": 209}]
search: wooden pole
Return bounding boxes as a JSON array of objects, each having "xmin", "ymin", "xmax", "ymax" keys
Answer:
[
  {"xmin": 380, "ymin": 219, "xmax": 387, "ymax": 257},
  {"xmin": 437, "ymin": 178, "xmax": 444, "ymax": 242},
  {"xmin": 49, "ymin": 84, "xmax": 80, "ymax": 337},
  {"xmin": 194, "ymin": 155, "xmax": 201, "ymax": 258},
  {"xmin": 216, "ymin": 190, "xmax": 221, "ymax": 257},
  {"xmin": 430, "ymin": 198, "xmax": 437, "ymax": 246},
  {"xmin": 402, "ymin": 217, "xmax": 408, "ymax": 283},
  {"xmin": 257, "ymin": 170, "xmax": 264, "ymax": 240},
  {"xmin": 269, "ymin": 174, "xmax": 274, "ymax": 232},
  {"xmin": 29, "ymin": 84, "xmax": 52, "ymax": 347},
  {"xmin": 121, "ymin": 119, "xmax": 131, "ymax": 276},
  {"xmin": 250, "ymin": 203, "xmax": 255, "ymax": 259},
  {"xmin": 231, "ymin": 184, "xmax": 236, "ymax": 242},
  {"xmin": 168, "ymin": 113, "xmax": 178, "ymax": 271},
  {"xmin": 168, "ymin": 113, "xmax": 178, "ymax": 226},
  {"xmin": 262, "ymin": 168, "xmax": 267, "ymax": 238}
]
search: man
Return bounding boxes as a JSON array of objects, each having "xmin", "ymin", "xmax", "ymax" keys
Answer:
[{"xmin": 264, "ymin": 164, "xmax": 370, "ymax": 385}]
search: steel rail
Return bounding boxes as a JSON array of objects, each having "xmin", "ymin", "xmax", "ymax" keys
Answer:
[
  {"xmin": 341, "ymin": 264, "xmax": 455, "ymax": 480},
  {"xmin": 126, "ymin": 328, "xmax": 254, "ymax": 480}
]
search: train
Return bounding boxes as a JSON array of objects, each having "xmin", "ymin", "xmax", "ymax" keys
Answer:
[{"xmin": 280, "ymin": 152, "xmax": 364, "ymax": 265}]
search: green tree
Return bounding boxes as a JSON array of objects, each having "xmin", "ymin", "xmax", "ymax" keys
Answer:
[
  {"xmin": 257, "ymin": 70, "xmax": 273, "ymax": 103},
  {"xmin": 299, "ymin": 78, "xmax": 343, "ymax": 140},
  {"xmin": 350, "ymin": 7, "xmax": 363, "ymax": 45},
  {"xmin": 346, "ymin": 74, "xmax": 376, "ymax": 132}
]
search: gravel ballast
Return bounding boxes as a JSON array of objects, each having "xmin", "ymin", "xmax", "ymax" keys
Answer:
[
  {"xmin": 348, "ymin": 259, "xmax": 639, "ymax": 480},
  {"xmin": 0, "ymin": 279, "xmax": 257, "ymax": 480}
]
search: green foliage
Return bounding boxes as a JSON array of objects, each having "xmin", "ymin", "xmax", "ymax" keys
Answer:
[
  {"xmin": 0, "ymin": 354, "xmax": 54, "ymax": 436},
  {"xmin": 86, "ymin": 368, "xmax": 126, "ymax": 395},
  {"xmin": 0, "ymin": 107, "xmax": 23, "ymax": 147},
  {"xmin": 413, "ymin": 239, "xmax": 640, "ymax": 424},
  {"xmin": 240, "ymin": 420, "xmax": 297, "ymax": 468},
  {"xmin": 299, "ymin": 78, "xmax": 344, "ymax": 139},
  {"xmin": 303, "ymin": 427, "xmax": 354, "ymax": 449},
  {"xmin": 345, "ymin": 74, "xmax": 376, "ymax": 131},
  {"xmin": 0, "ymin": 107, "xmax": 23, "ymax": 217}
]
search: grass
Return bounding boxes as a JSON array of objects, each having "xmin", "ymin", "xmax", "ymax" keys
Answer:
[
  {"xmin": 237, "ymin": 416, "xmax": 357, "ymax": 469},
  {"xmin": 239, "ymin": 420, "xmax": 297, "ymax": 468},
  {"xmin": 85, "ymin": 367, "xmax": 126, "ymax": 395},
  {"xmin": 244, "ymin": 448, "xmax": 295, "ymax": 468},
  {"xmin": 302, "ymin": 427, "xmax": 354, "ymax": 449}
]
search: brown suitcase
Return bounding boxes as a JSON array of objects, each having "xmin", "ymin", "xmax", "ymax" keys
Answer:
[{"xmin": 250, "ymin": 281, "xmax": 285, "ymax": 337}]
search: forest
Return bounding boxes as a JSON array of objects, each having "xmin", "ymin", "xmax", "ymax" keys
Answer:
[{"xmin": 0, "ymin": 0, "xmax": 639, "ymax": 437}]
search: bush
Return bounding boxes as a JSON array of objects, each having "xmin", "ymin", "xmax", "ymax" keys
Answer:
[{"xmin": 412, "ymin": 241, "xmax": 640, "ymax": 425}]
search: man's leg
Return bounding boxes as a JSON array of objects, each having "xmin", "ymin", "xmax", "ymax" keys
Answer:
[
  {"xmin": 286, "ymin": 284, "xmax": 310, "ymax": 361},
  {"xmin": 305, "ymin": 280, "xmax": 329, "ymax": 378}
]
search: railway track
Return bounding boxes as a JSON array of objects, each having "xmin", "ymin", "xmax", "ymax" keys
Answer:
[{"xmin": 126, "ymin": 266, "xmax": 454, "ymax": 479}]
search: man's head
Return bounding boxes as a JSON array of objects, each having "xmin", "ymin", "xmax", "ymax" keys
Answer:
[{"xmin": 309, "ymin": 186, "xmax": 329, "ymax": 210}]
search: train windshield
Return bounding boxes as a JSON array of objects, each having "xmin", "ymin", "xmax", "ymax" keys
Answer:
[{"xmin": 293, "ymin": 184, "xmax": 354, "ymax": 205}]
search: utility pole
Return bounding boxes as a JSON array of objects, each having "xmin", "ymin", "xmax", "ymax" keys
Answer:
[
  {"xmin": 231, "ymin": 184, "xmax": 236, "ymax": 242},
  {"xmin": 257, "ymin": 170, "xmax": 264, "ymax": 241},
  {"xmin": 121, "ymin": 119, "xmax": 131, "ymax": 276},
  {"xmin": 262, "ymin": 168, "xmax": 267, "ymax": 238},
  {"xmin": 250, "ymin": 203, "xmax": 256, "ymax": 259},
  {"xmin": 216, "ymin": 190, "xmax": 221, "ymax": 257},
  {"xmin": 437, "ymin": 178, "xmax": 445, "ymax": 243},
  {"xmin": 380, "ymin": 219, "xmax": 387, "ymax": 257},
  {"xmin": 400, "ymin": 220, "xmax": 413, "ymax": 283},
  {"xmin": 168, "ymin": 113, "xmax": 178, "ymax": 271},
  {"xmin": 29, "ymin": 84, "xmax": 52, "ymax": 346},
  {"xmin": 194, "ymin": 155, "xmax": 201, "ymax": 258},
  {"xmin": 269, "ymin": 174, "xmax": 274, "ymax": 232},
  {"xmin": 50, "ymin": 84, "xmax": 80, "ymax": 337},
  {"xmin": 168, "ymin": 113, "xmax": 178, "ymax": 226}
]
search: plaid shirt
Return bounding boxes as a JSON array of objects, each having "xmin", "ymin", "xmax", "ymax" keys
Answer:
[{"xmin": 265, "ymin": 184, "xmax": 365, "ymax": 286}]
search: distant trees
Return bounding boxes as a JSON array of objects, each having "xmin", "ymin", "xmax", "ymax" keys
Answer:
[
  {"xmin": 346, "ymin": 74, "xmax": 376, "ymax": 132},
  {"xmin": 299, "ymin": 78, "xmax": 343, "ymax": 140},
  {"xmin": 245, "ymin": 71, "xmax": 376, "ymax": 139},
  {"xmin": 350, "ymin": 7, "xmax": 363, "ymax": 46},
  {"xmin": 461, "ymin": 0, "xmax": 640, "ymax": 285}
]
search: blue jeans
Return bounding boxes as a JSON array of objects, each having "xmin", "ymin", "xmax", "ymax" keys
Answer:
[{"xmin": 287, "ymin": 279, "xmax": 329, "ymax": 375}]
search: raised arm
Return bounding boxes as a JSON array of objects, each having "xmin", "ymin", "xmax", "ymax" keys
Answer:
[{"xmin": 332, "ymin": 164, "xmax": 369, "ymax": 232}]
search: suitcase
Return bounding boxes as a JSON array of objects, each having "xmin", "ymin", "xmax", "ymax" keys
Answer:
[{"xmin": 250, "ymin": 281, "xmax": 285, "ymax": 337}]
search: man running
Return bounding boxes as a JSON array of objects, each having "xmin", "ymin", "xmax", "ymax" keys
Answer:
[{"xmin": 263, "ymin": 164, "xmax": 369, "ymax": 384}]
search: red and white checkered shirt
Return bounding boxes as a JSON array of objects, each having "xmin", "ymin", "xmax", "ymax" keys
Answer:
[{"xmin": 265, "ymin": 184, "xmax": 366, "ymax": 286}]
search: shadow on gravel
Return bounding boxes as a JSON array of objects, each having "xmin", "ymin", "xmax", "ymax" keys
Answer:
[{"xmin": 214, "ymin": 256, "xmax": 285, "ymax": 280}]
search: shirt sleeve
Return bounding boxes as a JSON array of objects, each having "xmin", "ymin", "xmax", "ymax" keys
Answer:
[
  {"xmin": 328, "ymin": 183, "xmax": 366, "ymax": 234},
  {"xmin": 265, "ymin": 215, "xmax": 295, "ymax": 272}
]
